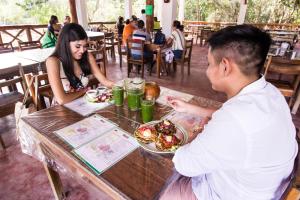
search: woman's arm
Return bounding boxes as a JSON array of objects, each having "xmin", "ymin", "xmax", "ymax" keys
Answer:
[
  {"xmin": 88, "ymin": 52, "xmax": 114, "ymax": 88},
  {"xmin": 46, "ymin": 57, "xmax": 86, "ymax": 105}
]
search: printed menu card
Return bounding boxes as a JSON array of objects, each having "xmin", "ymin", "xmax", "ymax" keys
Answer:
[
  {"xmin": 64, "ymin": 96, "xmax": 111, "ymax": 116},
  {"xmin": 55, "ymin": 115, "xmax": 116, "ymax": 148},
  {"xmin": 156, "ymin": 86, "xmax": 194, "ymax": 105},
  {"xmin": 74, "ymin": 128, "xmax": 139, "ymax": 175}
]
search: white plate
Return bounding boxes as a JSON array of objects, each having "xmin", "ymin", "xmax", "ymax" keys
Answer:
[
  {"xmin": 84, "ymin": 89, "xmax": 113, "ymax": 103},
  {"xmin": 134, "ymin": 120, "xmax": 188, "ymax": 154}
]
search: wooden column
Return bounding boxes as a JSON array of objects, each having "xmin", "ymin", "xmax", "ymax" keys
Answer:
[
  {"xmin": 146, "ymin": 0, "xmax": 154, "ymax": 33},
  {"xmin": 69, "ymin": 0, "xmax": 78, "ymax": 23},
  {"xmin": 26, "ymin": 27, "xmax": 32, "ymax": 42}
]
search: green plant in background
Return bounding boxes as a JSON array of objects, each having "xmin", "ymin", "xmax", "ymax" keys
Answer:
[{"xmin": 0, "ymin": 0, "xmax": 300, "ymax": 25}]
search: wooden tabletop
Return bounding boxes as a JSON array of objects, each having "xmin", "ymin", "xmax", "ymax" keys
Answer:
[{"xmin": 21, "ymin": 94, "xmax": 221, "ymax": 200}]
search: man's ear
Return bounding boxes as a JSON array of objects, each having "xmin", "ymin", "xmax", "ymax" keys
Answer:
[{"xmin": 220, "ymin": 57, "xmax": 232, "ymax": 77}]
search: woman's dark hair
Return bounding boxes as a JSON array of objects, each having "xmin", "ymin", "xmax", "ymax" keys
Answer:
[
  {"xmin": 51, "ymin": 23, "xmax": 91, "ymax": 89},
  {"xmin": 118, "ymin": 16, "xmax": 124, "ymax": 24},
  {"xmin": 207, "ymin": 25, "xmax": 271, "ymax": 76},
  {"xmin": 173, "ymin": 20, "xmax": 181, "ymax": 29},
  {"xmin": 48, "ymin": 15, "xmax": 58, "ymax": 35},
  {"xmin": 125, "ymin": 19, "xmax": 130, "ymax": 24}
]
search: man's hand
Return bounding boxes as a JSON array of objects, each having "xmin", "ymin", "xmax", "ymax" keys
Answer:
[{"xmin": 167, "ymin": 96, "xmax": 188, "ymax": 113}]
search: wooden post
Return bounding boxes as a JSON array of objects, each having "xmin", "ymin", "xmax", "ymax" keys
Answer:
[
  {"xmin": 146, "ymin": 0, "xmax": 154, "ymax": 33},
  {"xmin": 0, "ymin": 32, "xmax": 3, "ymax": 44},
  {"xmin": 26, "ymin": 27, "xmax": 32, "ymax": 42},
  {"xmin": 69, "ymin": 0, "xmax": 78, "ymax": 23}
]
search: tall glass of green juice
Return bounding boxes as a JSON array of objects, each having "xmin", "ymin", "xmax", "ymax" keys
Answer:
[
  {"xmin": 127, "ymin": 88, "xmax": 144, "ymax": 111},
  {"xmin": 141, "ymin": 98, "xmax": 155, "ymax": 123},
  {"xmin": 112, "ymin": 86, "xmax": 124, "ymax": 106}
]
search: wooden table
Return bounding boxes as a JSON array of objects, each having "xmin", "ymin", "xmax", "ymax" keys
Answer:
[
  {"xmin": 0, "ymin": 52, "xmax": 38, "ymax": 79},
  {"xmin": 86, "ymin": 31, "xmax": 105, "ymax": 40},
  {"xmin": 14, "ymin": 47, "xmax": 54, "ymax": 63},
  {"xmin": 20, "ymin": 92, "xmax": 221, "ymax": 200}
]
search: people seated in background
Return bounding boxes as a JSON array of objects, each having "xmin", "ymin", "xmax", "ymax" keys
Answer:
[
  {"xmin": 46, "ymin": 23, "xmax": 114, "ymax": 105},
  {"xmin": 166, "ymin": 20, "xmax": 185, "ymax": 59},
  {"xmin": 139, "ymin": 9, "xmax": 146, "ymax": 25},
  {"xmin": 122, "ymin": 17, "xmax": 137, "ymax": 45},
  {"xmin": 153, "ymin": 17, "xmax": 161, "ymax": 31},
  {"xmin": 154, "ymin": 28, "xmax": 166, "ymax": 45},
  {"xmin": 160, "ymin": 25, "xmax": 298, "ymax": 200},
  {"xmin": 41, "ymin": 15, "xmax": 59, "ymax": 48},
  {"xmin": 63, "ymin": 15, "xmax": 71, "ymax": 26},
  {"xmin": 116, "ymin": 16, "xmax": 124, "ymax": 38},
  {"xmin": 131, "ymin": 20, "xmax": 153, "ymax": 59}
]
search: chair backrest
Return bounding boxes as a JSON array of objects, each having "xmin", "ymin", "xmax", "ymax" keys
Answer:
[
  {"xmin": 104, "ymin": 32, "xmax": 115, "ymax": 45},
  {"xmin": 0, "ymin": 64, "xmax": 24, "ymax": 117},
  {"xmin": 22, "ymin": 72, "xmax": 52, "ymax": 110},
  {"xmin": 126, "ymin": 38, "xmax": 145, "ymax": 62},
  {"xmin": 89, "ymin": 35, "xmax": 105, "ymax": 48},
  {"xmin": 18, "ymin": 40, "xmax": 41, "ymax": 51},
  {"xmin": 0, "ymin": 42, "xmax": 14, "ymax": 54},
  {"xmin": 183, "ymin": 39, "xmax": 193, "ymax": 60},
  {"xmin": 89, "ymin": 46, "xmax": 107, "ymax": 76}
]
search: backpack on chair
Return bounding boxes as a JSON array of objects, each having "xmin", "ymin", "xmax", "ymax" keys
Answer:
[{"xmin": 154, "ymin": 29, "xmax": 166, "ymax": 45}]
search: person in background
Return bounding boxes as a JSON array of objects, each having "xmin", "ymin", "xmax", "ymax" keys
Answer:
[
  {"xmin": 46, "ymin": 23, "xmax": 114, "ymax": 105},
  {"xmin": 166, "ymin": 20, "xmax": 185, "ymax": 59},
  {"xmin": 122, "ymin": 17, "xmax": 137, "ymax": 46},
  {"xmin": 63, "ymin": 15, "xmax": 71, "ymax": 26},
  {"xmin": 139, "ymin": 9, "xmax": 146, "ymax": 24},
  {"xmin": 125, "ymin": 19, "xmax": 130, "ymax": 25},
  {"xmin": 116, "ymin": 16, "xmax": 125, "ymax": 38},
  {"xmin": 131, "ymin": 20, "xmax": 153, "ymax": 70},
  {"xmin": 153, "ymin": 17, "xmax": 161, "ymax": 31},
  {"xmin": 41, "ymin": 15, "xmax": 59, "ymax": 48},
  {"xmin": 160, "ymin": 25, "xmax": 298, "ymax": 200}
]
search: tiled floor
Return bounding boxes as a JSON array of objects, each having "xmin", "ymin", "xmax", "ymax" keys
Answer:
[{"xmin": 0, "ymin": 45, "xmax": 299, "ymax": 199}]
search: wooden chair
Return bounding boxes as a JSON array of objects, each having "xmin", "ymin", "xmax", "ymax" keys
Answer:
[
  {"xmin": 21, "ymin": 71, "xmax": 53, "ymax": 111},
  {"xmin": 104, "ymin": 32, "xmax": 117, "ymax": 60},
  {"xmin": 117, "ymin": 36, "xmax": 127, "ymax": 68},
  {"xmin": 0, "ymin": 64, "xmax": 25, "ymax": 150},
  {"xmin": 0, "ymin": 42, "xmax": 14, "ymax": 54},
  {"xmin": 88, "ymin": 40, "xmax": 107, "ymax": 77},
  {"xmin": 126, "ymin": 38, "xmax": 153, "ymax": 78},
  {"xmin": 171, "ymin": 38, "xmax": 193, "ymax": 76},
  {"xmin": 264, "ymin": 56, "xmax": 300, "ymax": 107},
  {"xmin": 18, "ymin": 40, "xmax": 41, "ymax": 51}
]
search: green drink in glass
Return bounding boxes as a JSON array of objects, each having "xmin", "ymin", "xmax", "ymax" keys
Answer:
[
  {"xmin": 127, "ymin": 88, "xmax": 143, "ymax": 111},
  {"xmin": 141, "ymin": 98, "xmax": 155, "ymax": 123},
  {"xmin": 112, "ymin": 86, "xmax": 124, "ymax": 106}
]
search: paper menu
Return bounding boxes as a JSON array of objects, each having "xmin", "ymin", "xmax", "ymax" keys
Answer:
[
  {"xmin": 74, "ymin": 128, "xmax": 139, "ymax": 175},
  {"xmin": 156, "ymin": 86, "xmax": 194, "ymax": 105},
  {"xmin": 55, "ymin": 115, "xmax": 117, "ymax": 148},
  {"xmin": 163, "ymin": 110, "xmax": 203, "ymax": 137},
  {"xmin": 64, "ymin": 96, "xmax": 111, "ymax": 116}
]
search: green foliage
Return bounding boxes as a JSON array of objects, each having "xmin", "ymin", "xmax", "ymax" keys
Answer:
[{"xmin": 0, "ymin": 0, "xmax": 299, "ymax": 24}]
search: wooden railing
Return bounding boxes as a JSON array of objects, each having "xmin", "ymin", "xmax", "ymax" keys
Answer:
[
  {"xmin": 0, "ymin": 24, "xmax": 47, "ymax": 47},
  {"xmin": 1, "ymin": 21, "xmax": 298, "ymax": 47},
  {"xmin": 183, "ymin": 21, "xmax": 300, "ymax": 31}
]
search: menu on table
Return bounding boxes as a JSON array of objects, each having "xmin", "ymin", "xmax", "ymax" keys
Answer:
[
  {"xmin": 156, "ymin": 86, "xmax": 194, "ymax": 105},
  {"xmin": 63, "ymin": 96, "xmax": 111, "ymax": 116},
  {"xmin": 163, "ymin": 110, "xmax": 203, "ymax": 138},
  {"xmin": 74, "ymin": 128, "xmax": 139, "ymax": 175},
  {"xmin": 55, "ymin": 115, "xmax": 117, "ymax": 148}
]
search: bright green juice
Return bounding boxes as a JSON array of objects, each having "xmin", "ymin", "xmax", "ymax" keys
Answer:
[{"xmin": 127, "ymin": 89, "xmax": 143, "ymax": 111}]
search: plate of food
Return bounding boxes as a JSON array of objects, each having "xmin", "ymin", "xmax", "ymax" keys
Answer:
[
  {"xmin": 85, "ymin": 86, "xmax": 113, "ymax": 103},
  {"xmin": 134, "ymin": 119, "xmax": 188, "ymax": 154}
]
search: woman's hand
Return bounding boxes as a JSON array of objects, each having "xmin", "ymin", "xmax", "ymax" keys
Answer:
[{"xmin": 167, "ymin": 96, "xmax": 189, "ymax": 113}]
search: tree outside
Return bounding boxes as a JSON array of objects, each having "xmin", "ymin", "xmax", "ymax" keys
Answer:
[{"xmin": 0, "ymin": 0, "xmax": 299, "ymax": 25}]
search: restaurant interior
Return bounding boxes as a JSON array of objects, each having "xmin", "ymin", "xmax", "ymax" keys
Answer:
[{"xmin": 1, "ymin": 0, "xmax": 300, "ymax": 199}]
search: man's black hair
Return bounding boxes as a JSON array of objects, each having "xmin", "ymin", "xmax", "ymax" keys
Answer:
[
  {"xmin": 207, "ymin": 25, "xmax": 271, "ymax": 76},
  {"xmin": 137, "ymin": 20, "xmax": 144, "ymax": 29}
]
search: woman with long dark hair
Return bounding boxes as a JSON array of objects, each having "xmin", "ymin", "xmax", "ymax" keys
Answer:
[
  {"xmin": 166, "ymin": 20, "xmax": 186, "ymax": 59},
  {"xmin": 46, "ymin": 23, "xmax": 114, "ymax": 105}
]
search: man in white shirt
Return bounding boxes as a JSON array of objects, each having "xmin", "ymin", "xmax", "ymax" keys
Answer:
[
  {"xmin": 139, "ymin": 9, "xmax": 146, "ymax": 25},
  {"xmin": 160, "ymin": 25, "xmax": 298, "ymax": 200}
]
